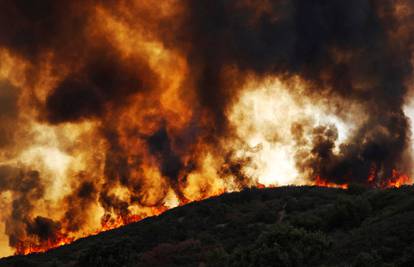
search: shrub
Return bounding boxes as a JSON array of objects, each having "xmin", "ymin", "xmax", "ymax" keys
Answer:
[
  {"xmin": 227, "ymin": 224, "xmax": 331, "ymax": 267},
  {"xmin": 326, "ymin": 197, "xmax": 372, "ymax": 229}
]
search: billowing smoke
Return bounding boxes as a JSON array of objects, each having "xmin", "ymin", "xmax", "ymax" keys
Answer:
[
  {"xmin": 0, "ymin": 0, "xmax": 413, "ymax": 256},
  {"xmin": 179, "ymin": 0, "xmax": 414, "ymax": 183},
  {"xmin": 0, "ymin": 166, "xmax": 45, "ymax": 247},
  {"xmin": 45, "ymin": 48, "xmax": 157, "ymax": 124}
]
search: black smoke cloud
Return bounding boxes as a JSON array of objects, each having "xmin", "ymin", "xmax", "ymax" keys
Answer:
[
  {"xmin": 45, "ymin": 48, "xmax": 155, "ymax": 124},
  {"xmin": 0, "ymin": 81, "xmax": 18, "ymax": 119},
  {"xmin": 180, "ymin": 0, "xmax": 410, "ymax": 101},
  {"xmin": 0, "ymin": 0, "xmax": 91, "ymax": 61},
  {"xmin": 26, "ymin": 216, "xmax": 61, "ymax": 243},
  {"xmin": 293, "ymin": 113, "xmax": 411, "ymax": 184},
  {"xmin": 0, "ymin": 166, "xmax": 47, "ymax": 247},
  {"xmin": 147, "ymin": 127, "xmax": 183, "ymax": 183},
  {"xmin": 0, "ymin": 167, "xmax": 95, "ymax": 246},
  {"xmin": 62, "ymin": 179, "xmax": 97, "ymax": 232},
  {"xmin": 0, "ymin": 1, "xmax": 158, "ymax": 124},
  {"xmin": 177, "ymin": 0, "xmax": 414, "ymax": 183},
  {"xmin": 0, "ymin": 81, "xmax": 19, "ymax": 148}
]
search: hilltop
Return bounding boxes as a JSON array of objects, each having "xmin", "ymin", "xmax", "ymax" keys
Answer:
[{"xmin": 1, "ymin": 185, "xmax": 414, "ymax": 267}]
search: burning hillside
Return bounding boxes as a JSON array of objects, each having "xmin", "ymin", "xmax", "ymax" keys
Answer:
[
  {"xmin": 0, "ymin": 0, "xmax": 414, "ymax": 257},
  {"xmin": 2, "ymin": 186, "xmax": 414, "ymax": 267}
]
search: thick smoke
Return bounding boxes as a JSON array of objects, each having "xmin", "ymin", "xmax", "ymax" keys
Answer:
[
  {"xmin": 62, "ymin": 179, "xmax": 97, "ymax": 232},
  {"xmin": 0, "ymin": 81, "xmax": 19, "ymax": 148},
  {"xmin": 0, "ymin": 166, "xmax": 46, "ymax": 247},
  {"xmin": 45, "ymin": 48, "xmax": 156, "ymax": 123},
  {"xmin": 26, "ymin": 216, "xmax": 61, "ymax": 244},
  {"xmin": 147, "ymin": 127, "xmax": 183, "ymax": 184},
  {"xmin": 0, "ymin": 0, "xmax": 93, "ymax": 61},
  {"xmin": 0, "ymin": 0, "xmax": 413, "ymax": 253},
  {"xmin": 178, "ymin": 0, "xmax": 414, "ymax": 183}
]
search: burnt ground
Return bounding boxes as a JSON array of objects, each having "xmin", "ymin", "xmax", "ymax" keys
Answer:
[{"xmin": 1, "ymin": 185, "xmax": 414, "ymax": 267}]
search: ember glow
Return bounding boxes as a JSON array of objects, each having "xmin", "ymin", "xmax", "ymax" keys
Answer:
[
  {"xmin": 1, "ymin": 0, "xmax": 414, "ymax": 257},
  {"xmin": 14, "ymin": 234, "xmax": 74, "ymax": 256},
  {"xmin": 314, "ymin": 176, "xmax": 348, "ymax": 190}
]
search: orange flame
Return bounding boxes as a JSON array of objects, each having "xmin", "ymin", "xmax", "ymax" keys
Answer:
[
  {"xmin": 14, "ymin": 202, "xmax": 200, "ymax": 255},
  {"xmin": 382, "ymin": 170, "xmax": 411, "ymax": 188},
  {"xmin": 14, "ymin": 234, "xmax": 74, "ymax": 256},
  {"xmin": 314, "ymin": 169, "xmax": 412, "ymax": 190},
  {"xmin": 314, "ymin": 176, "xmax": 348, "ymax": 189},
  {"xmin": 13, "ymin": 170, "xmax": 413, "ymax": 255}
]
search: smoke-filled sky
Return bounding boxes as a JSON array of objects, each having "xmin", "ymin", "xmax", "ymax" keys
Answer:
[{"xmin": 0, "ymin": 0, "xmax": 414, "ymax": 257}]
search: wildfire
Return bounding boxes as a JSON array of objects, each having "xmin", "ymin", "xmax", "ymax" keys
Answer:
[
  {"xmin": 11, "ymin": 168, "xmax": 414, "ymax": 256},
  {"xmin": 14, "ymin": 200, "xmax": 209, "ymax": 255},
  {"xmin": 14, "ymin": 211, "xmax": 161, "ymax": 255},
  {"xmin": 1, "ymin": 0, "xmax": 414, "ymax": 260},
  {"xmin": 14, "ymin": 234, "xmax": 74, "ymax": 256},
  {"xmin": 314, "ymin": 176, "xmax": 349, "ymax": 189},
  {"xmin": 382, "ymin": 170, "xmax": 411, "ymax": 188},
  {"xmin": 98, "ymin": 205, "xmax": 170, "ymax": 232},
  {"xmin": 313, "ymin": 170, "xmax": 413, "ymax": 190}
]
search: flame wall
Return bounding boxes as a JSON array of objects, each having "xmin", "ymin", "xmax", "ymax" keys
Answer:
[{"xmin": 0, "ymin": 0, "xmax": 414, "ymax": 256}]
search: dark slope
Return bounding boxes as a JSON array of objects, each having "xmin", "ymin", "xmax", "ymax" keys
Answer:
[{"xmin": 2, "ymin": 185, "xmax": 414, "ymax": 267}]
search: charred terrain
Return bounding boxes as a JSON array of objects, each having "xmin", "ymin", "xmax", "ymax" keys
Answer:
[{"xmin": 1, "ymin": 185, "xmax": 414, "ymax": 267}]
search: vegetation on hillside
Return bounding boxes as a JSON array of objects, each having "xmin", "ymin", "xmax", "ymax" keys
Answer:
[{"xmin": 2, "ymin": 185, "xmax": 414, "ymax": 267}]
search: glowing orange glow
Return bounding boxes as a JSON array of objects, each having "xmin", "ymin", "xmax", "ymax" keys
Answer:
[
  {"xmin": 11, "ymin": 168, "xmax": 414, "ymax": 256},
  {"xmin": 313, "ymin": 176, "xmax": 348, "ymax": 189},
  {"xmin": 382, "ymin": 170, "xmax": 411, "ymax": 188},
  {"xmin": 367, "ymin": 165, "xmax": 376, "ymax": 183},
  {"xmin": 313, "ymin": 170, "xmax": 412, "ymax": 190},
  {"xmin": 14, "ymin": 234, "xmax": 74, "ymax": 256}
]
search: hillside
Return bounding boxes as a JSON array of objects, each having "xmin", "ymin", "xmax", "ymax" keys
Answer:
[{"xmin": 1, "ymin": 185, "xmax": 414, "ymax": 267}]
